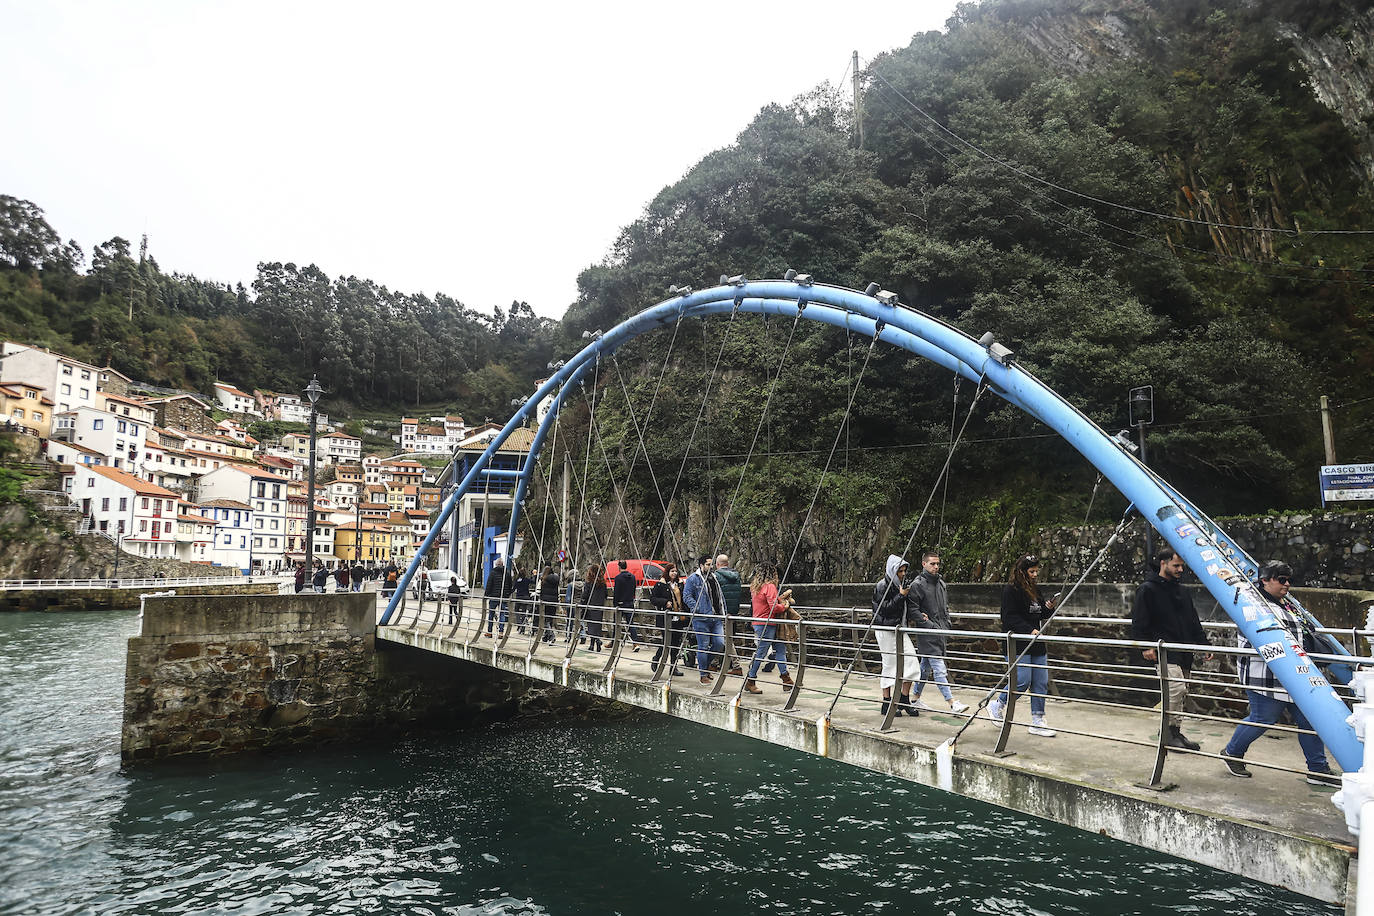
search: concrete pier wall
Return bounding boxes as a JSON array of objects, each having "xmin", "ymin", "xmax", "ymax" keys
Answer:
[
  {"xmin": 1, "ymin": 581, "xmax": 280, "ymax": 612},
  {"xmin": 121, "ymin": 593, "xmax": 554, "ymax": 762}
]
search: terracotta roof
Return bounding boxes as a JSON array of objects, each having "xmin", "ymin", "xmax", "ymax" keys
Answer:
[
  {"xmin": 197, "ymin": 498, "xmax": 254, "ymax": 511},
  {"xmin": 177, "ymin": 513, "xmax": 218, "ymax": 524},
  {"xmin": 81, "ymin": 464, "xmax": 180, "ymax": 498},
  {"xmin": 49, "ymin": 440, "xmax": 105, "ymax": 456},
  {"xmin": 214, "ymin": 382, "xmax": 254, "ymax": 399},
  {"xmin": 101, "ymin": 393, "xmax": 153, "ymax": 409}
]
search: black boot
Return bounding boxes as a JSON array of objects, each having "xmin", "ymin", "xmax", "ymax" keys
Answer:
[
  {"xmin": 1169, "ymin": 726, "xmax": 1201, "ymax": 751},
  {"xmin": 880, "ymin": 700, "xmax": 891, "ymax": 718},
  {"xmin": 899, "ymin": 696, "xmax": 919, "ymax": 717}
]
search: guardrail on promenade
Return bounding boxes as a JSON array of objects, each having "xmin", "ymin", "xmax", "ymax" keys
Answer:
[
  {"xmin": 383, "ymin": 589, "xmax": 1374, "ymax": 789},
  {"xmin": 0, "ymin": 575, "xmax": 293, "ymax": 590}
]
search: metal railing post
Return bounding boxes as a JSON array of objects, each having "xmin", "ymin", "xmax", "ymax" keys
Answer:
[
  {"xmin": 879, "ymin": 625, "xmax": 901, "ymax": 732},
  {"xmin": 1139, "ymin": 639, "xmax": 1173, "ymax": 790},
  {"xmin": 563, "ymin": 602, "xmax": 584, "ymax": 661},
  {"xmin": 782, "ymin": 619, "xmax": 806, "ymax": 711},
  {"xmin": 993, "ymin": 632, "xmax": 1019, "ymax": 756},
  {"xmin": 602, "ymin": 607, "xmax": 623, "ymax": 673},
  {"xmin": 446, "ymin": 592, "xmax": 464, "ymax": 640}
]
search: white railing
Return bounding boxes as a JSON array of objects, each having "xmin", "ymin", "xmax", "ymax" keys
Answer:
[{"xmin": 0, "ymin": 574, "xmax": 292, "ymax": 590}]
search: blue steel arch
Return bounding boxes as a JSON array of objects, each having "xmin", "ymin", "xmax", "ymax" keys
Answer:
[{"xmin": 382, "ymin": 279, "xmax": 1361, "ymax": 770}]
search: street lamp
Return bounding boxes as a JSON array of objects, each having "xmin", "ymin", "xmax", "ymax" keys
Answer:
[
  {"xmin": 112, "ymin": 520, "xmax": 126, "ymax": 581},
  {"xmin": 304, "ymin": 375, "xmax": 323, "ymax": 571}
]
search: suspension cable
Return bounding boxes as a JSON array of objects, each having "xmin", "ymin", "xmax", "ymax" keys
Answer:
[
  {"xmin": 945, "ymin": 503, "xmax": 1137, "ymax": 748},
  {"xmin": 824, "ymin": 376, "xmax": 989, "ymax": 721},
  {"xmin": 710, "ymin": 308, "xmax": 805, "ymax": 558},
  {"xmin": 938, "ymin": 374, "xmax": 960, "ymax": 549},
  {"xmin": 611, "ymin": 353, "xmax": 687, "ymax": 563},
  {"xmin": 649, "ymin": 303, "xmax": 744, "ymax": 560}
]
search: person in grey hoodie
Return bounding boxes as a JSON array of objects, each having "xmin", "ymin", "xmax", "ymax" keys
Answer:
[
  {"xmin": 909, "ymin": 550, "xmax": 969, "ymax": 714},
  {"xmin": 871, "ymin": 554, "xmax": 920, "ymax": 718}
]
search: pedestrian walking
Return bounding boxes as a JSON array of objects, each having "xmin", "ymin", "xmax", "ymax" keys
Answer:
[
  {"xmin": 1132, "ymin": 547, "xmax": 1210, "ymax": 751},
  {"xmin": 446, "ymin": 578, "xmax": 462, "ymax": 624},
  {"xmin": 311, "ymin": 561, "xmax": 329, "ymax": 594},
  {"xmin": 685, "ymin": 555, "xmax": 737, "ymax": 683},
  {"xmin": 350, "ymin": 561, "xmax": 365, "ymax": 592},
  {"xmin": 745, "ymin": 563, "xmax": 794, "ymax": 694},
  {"xmin": 293, "ymin": 562, "xmax": 306, "ymax": 594},
  {"xmin": 482, "ymin": 557, "xmax": 510, "ymax": 638},
  {"xmin": 612, "ymin": 560, "xmax": 642, "ymax": 649},
  {"xmin": 511, "ymin": 565, "xmax": 535, "ymax": 634},
  {"xmin": 650, "ymin": 563, "xmax": 687, "ymax": 676},
  {"xmin": 909, "ymin": 551, "xmax": 970, "ymax": 714},
  {"xmin": 538, "ymin": 564, "xmax": 561, "ymax": 643},
  {"xmin": 988, "ymin": 556, "xmax": 1057, "ymax": 737},
  {"xmin": 1220, "ymin": 561, "xmax": 1338, "ymax": 785},
  {"xmin": 580, "ymin": 563, "xmax": 608, "ymax": 653},
  {"xmin": 872, "ymin": 555, "xmax": 920, "ymax": 718}
]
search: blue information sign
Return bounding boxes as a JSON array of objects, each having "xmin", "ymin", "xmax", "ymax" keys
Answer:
[{"xmin": 1320, "ymin": 463, "xmax": 1374, "ymax": 505}]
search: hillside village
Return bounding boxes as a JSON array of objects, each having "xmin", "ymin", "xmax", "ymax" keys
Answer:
[{"xmin": 0, "ymin": 339, "xmax": 533, "ymax": 575}]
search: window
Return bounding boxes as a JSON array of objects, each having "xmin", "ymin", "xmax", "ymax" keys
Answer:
[
  {"xmin": 119, "ymin": 497, "xmax": 127, "ymax": 511},
  {"xmin": 79, "ymin": 388, "xmax": 89, "ymax": 399},
  {"xmin": 117, "ymin": 520, "xmax": 124, "ymax": 534},
  {"xmin": 33, "ymin": 411, "xmax": 42, "ymax": 421},
  {"xmin": 256, "ymin": 482, "xmax": 266, "ymax": 498},
  {"xmin": 62, "ymin": 366, "xmax": 72, "ymax": 376},
  {"xmin": 130, "ymin": 425, "xmax": 139, "ymax": 436},
  {"xmin": 139, "ymin": 520, "xmax": 148, "ymax": 531},
  {"xmin": 93, "ymin": 418, "xmax": 103, "ymax": 430},
  {"xmin": 87, "ymin": 478, "xmax": 94, "ymax": 487},
  {"xmin": 117, "ymin": 420, "xmax": 126, "ymax": 433},
  {"xmin": 255, "ymin": 518, "xmax": 263, "ymax": 529},
  {"xmin": 99, "ymin": 520, "xmax": 108, "ymax": 532},
  {"xmin": 141, "ymin": 498, "xmax": 149, "ymax": 509},
  {"xmin": 23, "ymin": 389, "xmax": 34, "ymax": 399},
  {"xmin": 270, "ymin": 519, "xmax": 279, "ymax": 531},
  {"xmin": 269, "ymin": 538, "xmax": 278, "ymax": 548},
  {"xmin": 61, "ymin": 383, "xmax": 71, "ymax": 395},
  {"xmin": 101, "ymin": 497, "xmax": 109, "ymax": 511},
  {"xmin": 80, "ymin": 370, "xmax": 90, "ymax": 380},
  {"xmin": 11, "ymin": 409, "xmax": 22, "ymax": 419}
]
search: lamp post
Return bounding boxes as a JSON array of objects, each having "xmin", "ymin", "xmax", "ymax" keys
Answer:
[{"xmin": 304, "ymin": 375, "xmax": 323, "ymax": 570}]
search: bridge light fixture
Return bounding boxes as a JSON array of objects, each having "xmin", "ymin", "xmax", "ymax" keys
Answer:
[
  {"xmin": 1113, "ymin": 430, "xmax": 1140, "ymax": 454},
  {"xmin": 989, "ymin": 342, "xmax": 1014, "ymax": 365},
  {"xmin": 876, "ymin": 290, "xmax": 899, "ymax": 306},
  {"xmin": 864, "ymin": 282, "xmax": 880, "ymax": 296},
  {"xmin": 783, "ymin": 268, "xmax": 797, "ymax": 280},
  {"xmin": 726, "ymin": 274, "xmax": 747, "ymax": 287},
  {"xmin": 793, "ymin": 273, "xmax": 813, "ymax": 287},
  {"xmin": 581, "ymin": 329, "xmax": 603, "ymax": 340},
  {"xmin": 977, "ymin": 332, "xmax": 995, "ymax": 348},
  {"xmin": 668, "ymin": 284, "xmax": 692, "ymax": 297}
]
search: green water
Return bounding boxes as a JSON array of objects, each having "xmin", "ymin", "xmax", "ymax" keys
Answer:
[{"xmin": 0, "ymin": 610, "xmax": 1334, "ymax": 915}]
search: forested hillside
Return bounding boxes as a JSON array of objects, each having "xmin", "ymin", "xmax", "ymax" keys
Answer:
[
  {"xmin": 545, "ymin": 0, "xmax": 1374, "ymax": 577},
  {"xmin": 0, "ymin": 200, "xmax": 556, "ymax": 420}
]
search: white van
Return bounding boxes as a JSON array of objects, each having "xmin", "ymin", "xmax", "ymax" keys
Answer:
[{"xmin": 411, "ymin": 568, "xmax": 468, "ymax": 600}]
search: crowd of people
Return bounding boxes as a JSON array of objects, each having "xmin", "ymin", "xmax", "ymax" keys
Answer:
[
  {"xmin": 461, "ymin": 542, "xmax": 1341, "ymax": 786},
  {"xmin": 292, "ymin": 559, "xmax": 400, "ymax": 594}
]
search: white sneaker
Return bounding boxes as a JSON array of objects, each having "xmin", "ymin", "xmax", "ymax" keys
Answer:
[
  {"xmin": 1028, "ymin": 715, "xmax": 1056, "ymax": 737},
  {"xmin": 950, "ymin": 701, "xmax": 970, "ymax": 715},
  {"xmin": 912, "ymin": 698, "xmax": 936, "ymax": 711},
  {"xmin": 987, "ymin": 697, "xmax": 1005, "ymax": 722}
]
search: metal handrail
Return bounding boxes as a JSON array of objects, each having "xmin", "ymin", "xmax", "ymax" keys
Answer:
[{"xmin": 0, "ymin": 574, "xmax": 291, "ymax": 589}]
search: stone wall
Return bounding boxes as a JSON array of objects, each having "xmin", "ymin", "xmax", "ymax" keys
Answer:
[
  {"xmin": 997, "ymin": 509, "xmax": 1374, "ymax": 590},
  {"xmin": 121, "ymin": 593, "xmax": 579, "ymax": 762},
  {"xmin": 0, "ymin": 581, "xmax": 279, "ymax": 612}
]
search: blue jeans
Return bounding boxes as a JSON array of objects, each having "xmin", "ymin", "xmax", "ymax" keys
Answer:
[
  {"xmin": 693, "ymin": 617, "xmax": 725, "ymax": 673},
  {"xmin": 747, "ymin": 623, "xmax": 788, "ymax": 679},
  {"xmin": 486, "ymin": 601, "xmax": 508, "ymax": 633},
  {"xmin": 916, "ymin": 656, "xmax": 953, "ymax": 702},
  {"xmin": 999, "ymin": 653, "xmax": 1049, "ymax": 716},
  {"xmin": 351, "ymin": 581, "xmax": 361, "ymax": 592},
  {"xmin": 617, "ymin": 605, "xmax": 642, "ymax": 643},
  {"xmin": 1224, "ymin": 690, "xmax": 1331, "ymax": 772}
]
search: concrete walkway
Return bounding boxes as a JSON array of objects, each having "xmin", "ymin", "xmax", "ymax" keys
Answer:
[{"xmin": 376, "ymin": 593, "xmax": 1354, "ymax": 905}]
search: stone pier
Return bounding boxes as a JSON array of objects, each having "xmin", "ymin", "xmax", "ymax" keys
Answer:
[{"xmin": 121, "ymin": 593, "xmax": 557, "ymax": 762}]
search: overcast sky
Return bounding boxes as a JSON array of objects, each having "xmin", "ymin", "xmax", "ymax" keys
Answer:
[{"xmin": 2, "ymin": 1, "xmax": 960, "ymax": 319}]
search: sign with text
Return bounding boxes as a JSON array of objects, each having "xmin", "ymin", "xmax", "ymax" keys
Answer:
[{"xmin": 1320, "ymin": 463, "xmax": 1374, "ymax": 506}]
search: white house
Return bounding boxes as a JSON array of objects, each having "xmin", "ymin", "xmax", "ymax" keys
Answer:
[
  {"xmin": 196, "ymin": 465, "xmax": 292, "ymax": 572},
  {"xmin": 193, "ymin": 498, "xmax": 255, "ymax": 572},
  {"xmin": 319, "ymin": 431, "xmax": 361, "ymax": 466},
  {"xmin": 213, "ymin": 382, "xmax": 262, "ymax": 417},
  {"xmin": 45, "ymin": 439, "xmax": 105, "ymax": 467},
  {"xmin": 51, "ymin": 406, "xmax": 147, "ymax": 473},
  {"xmin": 62, "ymin": 464, "xmax": 183, "ymax": 559},
  {"xmin": 174, "ymin": 503, "xmax": 218, "ymax": 563},
  {"xmin": 0, "ymin": 342, "xmax": 129, "ymax": 414}
]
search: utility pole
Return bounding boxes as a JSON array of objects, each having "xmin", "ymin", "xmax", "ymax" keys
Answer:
[
  {"xmin": 852, "ymin": 51, "xmax": 863, "ymax": 149},
  {"xmin": 1320, "ymin": 395, "xmax": 1337, "ymax": 465},
  {"xmin": 1130, "ymin": 386, "xmax": 1155, "ymax": 564}
]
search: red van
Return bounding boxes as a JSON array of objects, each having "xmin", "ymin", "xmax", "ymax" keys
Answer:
[{"xmin": 603, "ymin": 559, "xmax": 669, "ymax": 589}]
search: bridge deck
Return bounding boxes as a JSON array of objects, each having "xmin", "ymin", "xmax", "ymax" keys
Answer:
[{"xmin": 377, "ymin": 600, "xmax": 1354, "ymax": 905}]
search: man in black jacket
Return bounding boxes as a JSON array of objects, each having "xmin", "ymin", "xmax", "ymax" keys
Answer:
[
  {"xmin": 611, "ymin": 560, "xmax": 642, "ymax": 648},
  {"xmin": 1132, "ymin": 547, "xmax": 1211, "ymax": 751},
  {"xmin": 483, "ymin": 557, "xmax": 510, "ymax": 637}
]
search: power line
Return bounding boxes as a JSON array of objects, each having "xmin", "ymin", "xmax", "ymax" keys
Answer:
[{"xmin": 863, "ymin": 65, "xmax": 1374, "ymax": 237}]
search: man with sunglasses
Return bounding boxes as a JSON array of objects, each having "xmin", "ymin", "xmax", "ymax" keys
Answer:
[{"xmin": 1220, "ymin": 561, "xmax": 1338, "ymax": 786}]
